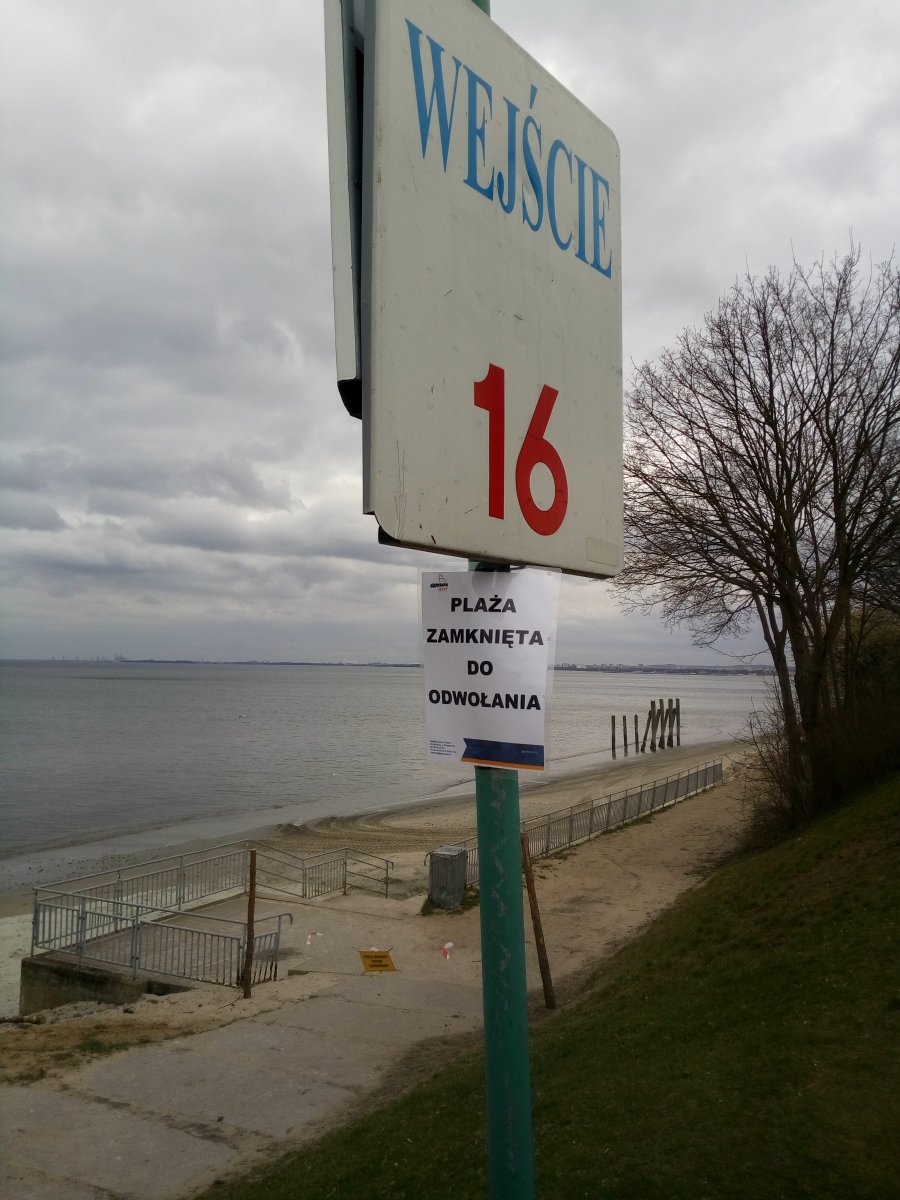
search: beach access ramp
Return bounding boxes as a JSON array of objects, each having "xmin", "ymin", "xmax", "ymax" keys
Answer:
[{"xmin": 21, "ymin": 843, "xmax": 394, "ymax": 1013}]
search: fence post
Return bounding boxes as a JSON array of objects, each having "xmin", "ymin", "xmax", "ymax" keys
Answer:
[
  {"xmin": 130, "ymin": 915, "xmax": 141, "ymax": 978},
  {"xmin": 273, "ymin": 915, "xmax": 284, "ymax": 981},
  {"xmin": 114, "ymin": 877, "xmax": 124, "ymax": 929},
  {"xmin": 76, "ymin": 896, "xmax": 87, "ymax": 962},
  {"xmin": 242, "ymin": 849, "xmax": 257, "ymax": 999},
  {"xmin": 176, "ymin": 857, "xmax": 186, "ymax": 910}
]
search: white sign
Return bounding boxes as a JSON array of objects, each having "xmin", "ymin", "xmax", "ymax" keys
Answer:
[
  {"xmin": 421, "ymin": 569, "xmax": 558, "ymax": 770},
  {"xmin": 361, "ymin": 0, "xmax": 622, "ymax": 577}
]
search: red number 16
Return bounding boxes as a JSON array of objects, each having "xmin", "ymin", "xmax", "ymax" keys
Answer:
[{"xmin": 474, "ymin": 364, "xmax": 569, "ymax": 536}]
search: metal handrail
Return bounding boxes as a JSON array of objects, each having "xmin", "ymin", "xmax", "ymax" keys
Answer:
[
  {"xmin": 437, "ymin": 759, "xmax": 725, "ymax": 886},
  {"xmin": 32, "ymin": 892, "xmax": 293, "ymax": 984},
  {"xmin": 32, "ymin": 891, "xmax": 289, "ymax": 931},
  {"xmin": 252, "ymin": 844, "xmax": 394, "ymax": 899},
  {"xmin": 40, "ymin": 842, "xmax": 252, "ymax": 892}
]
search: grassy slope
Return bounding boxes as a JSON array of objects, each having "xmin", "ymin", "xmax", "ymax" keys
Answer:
[{"xmin": 201, "ymin": 776, "xmax": 900, "ymax": 1200}]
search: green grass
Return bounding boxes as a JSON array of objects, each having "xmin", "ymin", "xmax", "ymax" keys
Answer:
[{"xmin": 199, "ymin": 776, "xmax": 900, "ymax": 1200}]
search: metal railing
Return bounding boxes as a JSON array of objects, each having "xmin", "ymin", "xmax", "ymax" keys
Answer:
[
  {"xmin": 31, "ymin": 890, "xmax": 290, "ymax": 985},
  {"xmin": 30, "ymin": 841, "xmax": 393, "ymax": 989},
  {"xmin": 38, "ymin": 842, "xmax": 394, "ymax": 916},
  {"xmin": 345, "ymin": 848, "xmax": 395, "ymax": 897},
  {"xmin": 38, "ymin": 846, "xmax": 248, "ymax": 915},
  {"xmin": 253, "ymin": 844, "xmax": 394, "ymax": 900},
  {"xmin": 443, "ymin": 759, "xmax": 724, "ymax": 887}
]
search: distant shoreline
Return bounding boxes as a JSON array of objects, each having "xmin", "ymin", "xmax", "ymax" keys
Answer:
[{"xmin": 1, "ymin": 659, "xmax": 775, "ymax": 676}]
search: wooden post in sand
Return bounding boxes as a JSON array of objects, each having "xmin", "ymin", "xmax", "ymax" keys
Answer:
[
  {"xmin": 611, "ymin": 714, "xmax": 616, "ymax": 757},
  {"xmin": 622, "ymin": 714, "xmax": 628, "ymax": 753},
  {"xmin": 676, "ymin": 698, "xmax": 681, "ymax": 746},
  {"xmin": 641, "ymin": 705, "xmax": 652, "ymax": 752},
  {"xmin": 520, "ymin": 833, "xmax": 556, "ymax": 1010},
  {"xmin": 242, "ymin": 848, "xmax": 256, "ymax": 999}
]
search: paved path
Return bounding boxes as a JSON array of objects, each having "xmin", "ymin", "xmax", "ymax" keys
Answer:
[{"xmin": 1, "ymin": 893, "xmax": 486, "ymax": 1200}]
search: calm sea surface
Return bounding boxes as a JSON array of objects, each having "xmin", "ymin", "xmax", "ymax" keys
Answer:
[{"xmin": 0, "ymin": 662, "xmax": 770, "ymax": 883}]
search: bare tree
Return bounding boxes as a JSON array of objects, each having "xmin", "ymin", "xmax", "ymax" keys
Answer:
[{"xmin": 616, "ymin": 245, "xmax": 900, "ymax": 814}]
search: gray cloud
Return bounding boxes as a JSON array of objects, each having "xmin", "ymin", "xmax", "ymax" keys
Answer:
[
  {"xmin": 2, "ymin": 0, "xmax": 897, "ymax": 664},
  {"xmin": 0, "ymin": 492, "xmax": 69, "ymax": 532}
]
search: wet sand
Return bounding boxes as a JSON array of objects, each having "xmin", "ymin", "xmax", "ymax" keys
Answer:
[{"xmin": 0, "ymin": 740, "xmax": 748, "ymax": 1019}]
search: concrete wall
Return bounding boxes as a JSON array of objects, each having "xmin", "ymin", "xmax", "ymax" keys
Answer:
[{"xmin": 20, "ymin": 955, "xmax": 192, "ymax": 1015}]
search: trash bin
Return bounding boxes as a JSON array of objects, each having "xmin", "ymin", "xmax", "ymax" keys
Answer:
[{"xmin": 428, "ymin": 845, "xmax": 469, "ymax": 909}]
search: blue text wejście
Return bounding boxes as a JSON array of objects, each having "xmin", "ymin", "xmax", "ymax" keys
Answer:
[{"xmin": 407, "ymin": 19, "xmax": 614, "ymax": 280}]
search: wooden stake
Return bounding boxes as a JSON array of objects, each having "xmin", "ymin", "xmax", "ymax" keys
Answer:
[
  {"xmin": 242, "ymin": 848, "xmax": 256, "ymax": 999},
  {"xmin": 611, "ymin": 713, "xmax": 616, "ymax": 757},
  {"xmin": 520, "ymin": 832, "xmax": 556, "ymax": 1010},
  {"xmin": 641, "ymin": 707, "xmax": 652, "ymax": 753},
  {"xmin": 622, "ymin": 714, "xmax": 628, "ymax": 752},
  {"xmin": 676, "ymin": 697, "xmax": 681, "ymax": 746}
]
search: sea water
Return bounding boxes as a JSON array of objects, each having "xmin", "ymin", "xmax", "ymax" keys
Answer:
[{"xmin": 0, "ymin": 661, "xmax": 770, "ymax": 886}]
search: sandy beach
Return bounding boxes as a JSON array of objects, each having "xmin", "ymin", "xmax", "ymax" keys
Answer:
[
  {"xmin": 0, "ymin": 740, "xmax": 753, "ymax": 1197},
  {"xmin": 0, "ymin": 738, "xmax": 746, "ymax": 1021}
]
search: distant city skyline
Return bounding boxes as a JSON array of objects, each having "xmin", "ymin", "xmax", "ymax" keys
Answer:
[{"xmin": 3, "ymin": 655, "xmax": 775, "ymax": 677}]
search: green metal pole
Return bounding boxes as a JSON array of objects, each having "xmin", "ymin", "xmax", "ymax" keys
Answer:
[
  {"xmin": 475, "ymin": 759, "xmax": 535, "ymax": 1198},
  {"xmin": 466, "ymin": 2, "xmax": 534, "ymax": 1193}
]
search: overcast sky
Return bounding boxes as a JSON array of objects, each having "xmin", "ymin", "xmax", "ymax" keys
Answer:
[{"xmin": 2, "ymin": 0, "xmax": 898, "ymax": 665}]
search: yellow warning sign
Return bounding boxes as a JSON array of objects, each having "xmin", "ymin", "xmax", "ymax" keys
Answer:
[{"xmin": 359, "ymin": 950, "xmax": 396, "ymax": 973}]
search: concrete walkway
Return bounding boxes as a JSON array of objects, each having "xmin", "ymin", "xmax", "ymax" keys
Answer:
[{"xmin": 0, "ymin": 892, "xmax": 486, "ymax": 1200}]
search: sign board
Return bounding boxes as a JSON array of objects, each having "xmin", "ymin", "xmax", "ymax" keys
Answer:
[
  {"xmin": 421, "ymin": 568, "xmax": 558, "ymax": 770},
  {"xmin": 363, "ymin": 0, "xmax": 622, "ymax": 576},
  {"xmin": 359, "ymin": 949, "xmax": 397, "ymax": 973},
  {"xmin": 326, "ymin": 0, "xmax": 623, "ymax": 578}
]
